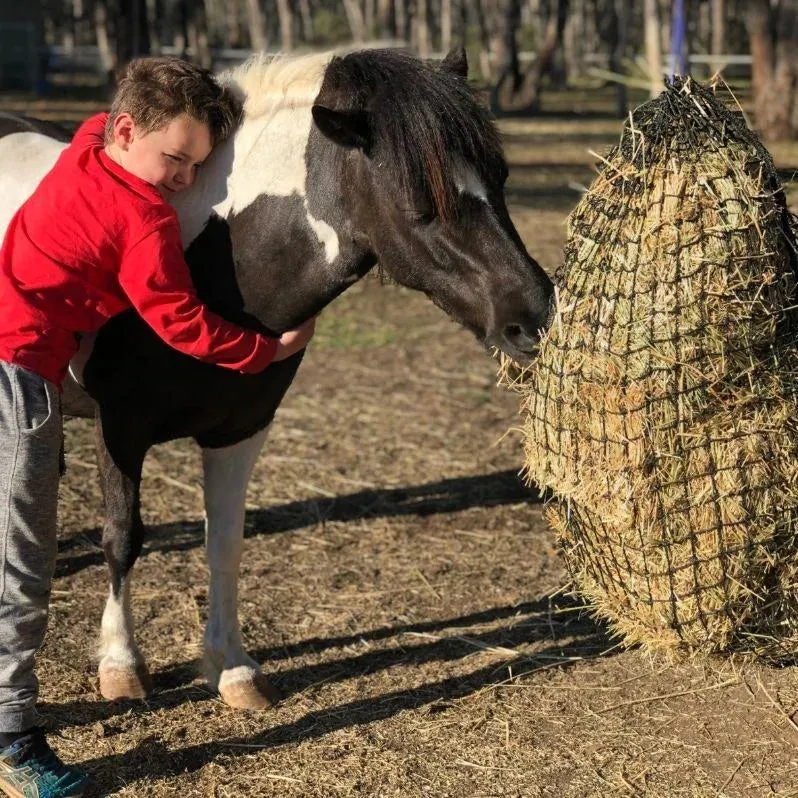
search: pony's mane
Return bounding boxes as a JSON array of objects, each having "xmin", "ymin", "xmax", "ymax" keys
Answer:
[
  {"xmin": 320, "ymin": 49, "xmax": 504, "ymax": 222},
  {"xmin": 221, "ymin": 51, "xmax": 333, "ymax": 120}
]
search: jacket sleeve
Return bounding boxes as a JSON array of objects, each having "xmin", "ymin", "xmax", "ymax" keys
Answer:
[
  {"xmin": 117, "ymin": 221, "xmax": 278, "ymax": 373},
  {"xmin": 72, "ymin": 112, "xmax": 109, "ymax": 149}
]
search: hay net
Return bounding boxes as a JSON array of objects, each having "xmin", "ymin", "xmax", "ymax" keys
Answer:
[{"xmin": 520, "ymin": 77, "xmax": 798, "ymax": 658}]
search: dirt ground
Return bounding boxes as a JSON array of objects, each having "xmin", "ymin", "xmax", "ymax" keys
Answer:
[{"xmin": 7, "ymin": 85, "xmax": 798, "ymax": 797}]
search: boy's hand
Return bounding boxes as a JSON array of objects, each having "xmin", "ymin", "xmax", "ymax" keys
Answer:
[{"xmin": 272, "ymin": 317, "xmax": 317, "ymax": 362}]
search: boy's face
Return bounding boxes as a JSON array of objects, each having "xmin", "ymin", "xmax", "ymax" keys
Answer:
[{"xmin": 107, "ymin": 112, "xmax": 212, "ymax": 197}]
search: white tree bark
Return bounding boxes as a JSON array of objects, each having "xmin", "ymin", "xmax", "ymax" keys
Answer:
[
  {"xmin": 276, "ymin": 0, "xmax": 293, "ymax": 50},
  {"xmin": 710, "ymin": 0, "xmax": 726, "ymax": 77},
  {"xmin": 246, "ymin": 0, "xmax": 268, "ymax": 51},
  {"xmin": 415, "ymin": 0, "xmax": 431, "ymax": 56},
  {"xmin": 94, "ymin": 0, "xmax": 115, "ymax": 74},
  {"xmin": 441, "ymin": 0, "xmax": 452, "ymax": 52},
  {"xmin": 298, "ymin": 0, "xmax": 314, "ymax": 41},
  {"xmin": 342, "ymin": 0, "xmax": 366, "ymax": 43},
  {"xmin": 644, "ymin": 0, "xmax": 664, "ymax": 94}
]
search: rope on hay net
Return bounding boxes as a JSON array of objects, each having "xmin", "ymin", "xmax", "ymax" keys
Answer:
[{"xmin": 513, "ymin": 77, "xmax": 798, "ymax": 660}]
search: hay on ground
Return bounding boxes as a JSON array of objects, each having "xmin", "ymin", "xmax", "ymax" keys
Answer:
[{"xmin": 512, "ymin": 77, "xmax": 798, "ymax": 660}]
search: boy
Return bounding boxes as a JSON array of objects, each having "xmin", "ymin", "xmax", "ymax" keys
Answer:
[{"xmin": 0, "ymin": 57, "xmax": 314, "ymax": 796}]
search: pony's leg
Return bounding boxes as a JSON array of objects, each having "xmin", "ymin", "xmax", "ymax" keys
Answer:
[
  {"xmin": 95, "ymin": 412, "xmax": 151, "ymax": 700},
  {"xmin": 201, "ymin": 426, "xmax": 277, "ymax": 710}
]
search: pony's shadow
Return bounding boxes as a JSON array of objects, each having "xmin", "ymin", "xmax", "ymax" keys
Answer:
[
  {"xmin": 42, "ymin": 594, "xmax": 612, "ymax": 795},
  {"xmin": 55, "ymin": 469, "xmax": 547, "ymax": 579}
]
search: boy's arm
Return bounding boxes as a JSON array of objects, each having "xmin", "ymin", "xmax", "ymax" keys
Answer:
[{"xmin": 118, "ymin": 223, "xmax": 279, "ymax": 373}]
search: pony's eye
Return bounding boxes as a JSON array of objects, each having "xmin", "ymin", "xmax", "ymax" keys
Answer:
[{"xmin": 410, "ymin": 211, "xmax": 436, "ymax": 225}]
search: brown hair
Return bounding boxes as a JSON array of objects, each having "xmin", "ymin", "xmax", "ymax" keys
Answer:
[{"xmin": 105, "ymin": 56, "xmax": 241, "ymax": 146}]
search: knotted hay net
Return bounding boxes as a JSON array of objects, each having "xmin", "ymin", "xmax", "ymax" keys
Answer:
[{"xmin": 513, "ymin": 78, "xmax": 798, "ymax": 660}]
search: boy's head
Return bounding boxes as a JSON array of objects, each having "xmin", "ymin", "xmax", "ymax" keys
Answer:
[{"xmin": 104, "ymin": 57, "xmax": 241, "ymax": 196}]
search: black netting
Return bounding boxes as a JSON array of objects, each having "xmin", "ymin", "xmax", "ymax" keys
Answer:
[{"xmin": 519, "ymin": 78, "xmax": 798, "ymax": 659}]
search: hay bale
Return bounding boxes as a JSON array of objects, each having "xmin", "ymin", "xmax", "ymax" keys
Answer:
[{"xmin": 518, "ymin": 78, "xmax": 798, "ymax": 660}]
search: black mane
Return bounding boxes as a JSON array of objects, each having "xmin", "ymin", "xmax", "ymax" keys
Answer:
[{"xmin": 319, "ymin": 49, "xmax": 504, "ymax": 221}]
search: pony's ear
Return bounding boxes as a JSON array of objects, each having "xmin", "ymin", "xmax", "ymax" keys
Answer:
[
  {"xmin": 440, "ymin": 46, "xmax": 468, "ymax": 78},
  {"xmin": 312, "ymin": 105, "xmax": 371, "ymax": 151}
]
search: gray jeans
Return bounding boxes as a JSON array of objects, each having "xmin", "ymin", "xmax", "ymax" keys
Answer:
[{"xmin": 0, "ymin": 361, "xmax": 61, "ymax": 732}]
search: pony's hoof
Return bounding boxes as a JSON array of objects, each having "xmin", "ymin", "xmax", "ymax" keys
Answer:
[
  {"xmin": 218, "ymin": 670, "xmax": 279, "ymax": 710},
  {"xmin": 98, "ymin": 664, "xmax": 152, "ymax": 700}
]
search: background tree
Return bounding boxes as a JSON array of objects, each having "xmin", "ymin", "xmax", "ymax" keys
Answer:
[
  {"xmin": 116, "ymin": 0, "xmax": 150, "ymax": 65},
  {"xmin": 746, "ymin": 0, "xmax": 798, "ymax": 140}
]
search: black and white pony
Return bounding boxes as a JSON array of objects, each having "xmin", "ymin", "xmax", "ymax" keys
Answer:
[{"xmin": 0, "ymin": 48, "xmax": 553, "ymax": 710}]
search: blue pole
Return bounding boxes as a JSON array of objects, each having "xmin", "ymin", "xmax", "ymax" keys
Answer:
[{"xmin": 670, "ymin": 0, "xmax": 688, "ymax": 76}]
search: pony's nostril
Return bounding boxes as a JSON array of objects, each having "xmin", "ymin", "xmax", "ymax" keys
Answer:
[
  {"xmin": 501, "ymin": 321, "xmax": 540, "ymax": 356},
  {"xmin": 505, "ymin": 324, "xmax": 524, "ymax": 342}
]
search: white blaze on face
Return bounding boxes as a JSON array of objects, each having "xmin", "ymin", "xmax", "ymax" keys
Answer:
[
  {"xmin": 0, "ymin": 132, "xmax": 66, "ymax": 240},
  {"xmin": 454, "ymin": 162, "xmax": 489, "ymax": 203}
]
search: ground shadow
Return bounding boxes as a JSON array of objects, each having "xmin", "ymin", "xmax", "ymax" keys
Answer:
[
  {"xmin": 55, "ymin": 469, "xmax": 546, "ymax": 579},
  {"xmin": 41, "ymin": 594, "xmax": 611, "ymax": 795}
]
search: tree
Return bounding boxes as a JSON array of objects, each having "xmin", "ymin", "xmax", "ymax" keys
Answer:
[
  {"xmin": 710, "ymin": 0, "xmax": 726, "ymax": 76},
  {"xmin": 644, "ymin": 0, "xmax": 664, "ymax": 95},
  {"xmin": 491, "ymin": 0, "xmax": 570, "ymax": 113},
  {"xmin": 746, "ymin": 0, "xmax": 798, "ymax": 140},
  {"xmin": 116, "ymin": 0, "xmax": 151, "ymax": 66},
  {"xmin": 246, "ymin": 0, "xmax": 268, "ymax": 51}
]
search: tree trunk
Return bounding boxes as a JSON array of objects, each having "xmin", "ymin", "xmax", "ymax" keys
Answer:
[
  {"xmin": 342, "ymin": 0, "xmax": 366, "ymax": 43},
  {"xmin": 298, "ymin": 0, "xmax": 314, "ymax": 42},
  {"xmin": 246, "ymin": 0, "xmax": 269, "ymax": 51},
  {"xmin": 145, "ymin": 0, "xmax": 160, "ymax": 53},
  {"xmin": 519, "ymin": 0, "xmax": 569, "ymax": 110},
  {"xmin": 62, "ymin": 0, "xmax": 76, "ymax": 54},
  {"xmin": 710, "ymin": 0, "xmax": 726, "ymax": 76},
  {"xmin": 186, "ymin": 1, "xmax": 212, "ymax": 67},
  {"xmin": 414, "ymin": 0, "xmax": 431, "ymax": 57},
  {"xmin": 364, "ymin": 0, "xmax": 376, "ymax": 38},
  {"xmin": 746, "ymin": 0, "xmax": 798, "ymax": 140},
  {"xmin": 644, "ymin": 0, "xmax": 664, "ymax": 94},
  {"xmin": 610, "ymin": 0, "xmax": 629, "ymax": 116},
  {"xmin": 441, "ymin": 0, "xmax": 452, "ymax": 52},
  {"xmin": 489, "ymin": 0, "xmax": 521, "ymax": 110},
  {"xmin": 377, "ymin": 0, "xmax": 394, "ymax": 38},
  {"xmin": 116, "ymin": 0, "xmax": 151, "ymax": 67},
  {"xmin": 394, "ymin": 0, "xmax": 408, "ymax": 42},
  {"xmin": 490, "ymin": 0, "xmax": 569, "ymax": 113},
  {"xmin": 224, "ymin": 0, "xmax": 243, "ymax": 47},
  {"xmin": 94, "ymin": 0, "xmax": 115, "ymax": 75},
  {"xmin": 473, "ymin": 0, "xmax": 493, "ymax": 80},
  {"xmin": 275, "ymin": 0, "xmax": 293, "ymax": 50}
]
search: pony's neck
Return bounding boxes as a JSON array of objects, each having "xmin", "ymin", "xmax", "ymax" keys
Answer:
[{"xmin": 170, "ymin": 53, "xmax": 330, "ymax": 248}]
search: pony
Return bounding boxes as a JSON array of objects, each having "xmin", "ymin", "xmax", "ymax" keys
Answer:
[{"xmin": 0, "ymin": 47, "xmax": 553, "ymax": 710}]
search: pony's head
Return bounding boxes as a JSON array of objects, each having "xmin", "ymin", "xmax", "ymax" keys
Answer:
[{"xmin": 309, "ymin": 48, "xmax": 552, "ymax": 360}]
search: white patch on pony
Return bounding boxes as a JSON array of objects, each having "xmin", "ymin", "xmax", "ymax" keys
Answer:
[
  {"xmin": 0, "ymin": 132, "xmax": 65, "ymax": 240},
  {"xmin": 170, "ymin": 52, "xmax": 341, "ymax": 263},
  {"xmin": 454, "ymin": 162, "xmax": 489, "ymax": 202},
  {"xmin": 202, "ymin": 426, "xmax": 270, "ymax": 681},
  {"xmin": 68, "ymin": 331, "xmax": 97, "ymax": 388},
  {"xmin": 98, "ymin": 580, "xmax": 140, "ymax": 669},
  {"xmin": 305, "ymin": 202, "xmax": 340, "ymax": 262}
]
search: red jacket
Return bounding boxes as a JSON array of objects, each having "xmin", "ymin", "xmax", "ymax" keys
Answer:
[{"xmin": 0, "ymin": 113, "xmax": 277, "ymax": 387}]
